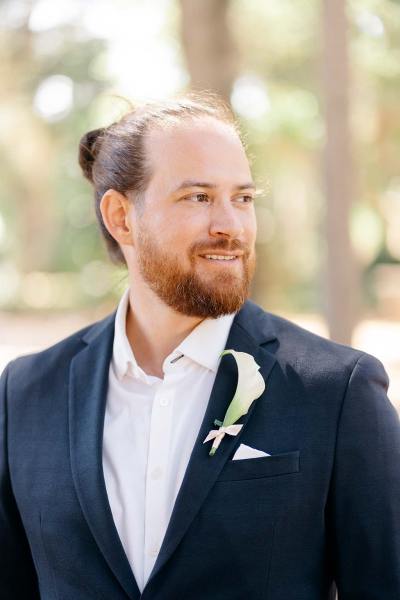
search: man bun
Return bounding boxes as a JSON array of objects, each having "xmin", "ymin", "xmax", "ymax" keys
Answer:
[{"xmin": 78, "ymin": 127, "xmax": 105, "ymax": 183}]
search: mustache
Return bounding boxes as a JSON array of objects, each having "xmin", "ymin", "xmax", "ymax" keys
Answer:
[{"xmin": 193, "ymin": 239, "xmax": 249, "ymax": 255}]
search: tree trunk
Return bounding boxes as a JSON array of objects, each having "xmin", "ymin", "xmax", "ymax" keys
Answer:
[
  {"xmin": 179, "ymin": 0, "xmax": 238, "ymax": 103},
  {"xmin": 321, "ymin": 0, "xmax": 360, "ymax": 344}
]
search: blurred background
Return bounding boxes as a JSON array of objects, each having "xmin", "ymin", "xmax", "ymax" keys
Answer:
[{"xmin": 0, "ymin": 0, "xmax": 399, "ymax": 408}]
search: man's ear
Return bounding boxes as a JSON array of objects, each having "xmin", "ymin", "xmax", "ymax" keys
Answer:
[{"xmin": 100, "ymin": 189, "xmax": 134, "ymax": 247}]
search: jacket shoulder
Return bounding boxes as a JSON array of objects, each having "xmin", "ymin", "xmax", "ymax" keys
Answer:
[
  {"xmin": 245, "ymin": 299, "xmax": 383, "ymax": 376},
  {"xmin": 4, "ymin": 311, "xmax": 115, "ymax": 384}
]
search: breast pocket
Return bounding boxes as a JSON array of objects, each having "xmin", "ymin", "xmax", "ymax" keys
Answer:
[{"xmin": 217, "ymin": 450, "xmax": 300, "ymax": 482}]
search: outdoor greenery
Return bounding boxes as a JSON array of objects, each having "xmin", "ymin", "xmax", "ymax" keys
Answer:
[{"xmin": 0, "ymin": 0, "xmax": 399, "ymax": 319}]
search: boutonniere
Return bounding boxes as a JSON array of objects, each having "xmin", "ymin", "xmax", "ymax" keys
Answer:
[{"xmin": 203, "ymin": 350, "xmax": 266, "ymax": 456}]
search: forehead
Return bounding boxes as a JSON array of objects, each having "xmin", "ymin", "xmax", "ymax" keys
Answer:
[{"xmin": 144, "ymin": 117, "xmax": 252, "ymax": 194}]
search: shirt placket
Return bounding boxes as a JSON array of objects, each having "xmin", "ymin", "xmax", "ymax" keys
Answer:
[{"xmin": 143, "ymin": 374, "xmax": 174, "ymax": 582}]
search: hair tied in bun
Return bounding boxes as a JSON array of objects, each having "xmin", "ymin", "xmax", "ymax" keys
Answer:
[{"xmin": 78, "ymin": 127, "xmax": 105, "ymax": 183}]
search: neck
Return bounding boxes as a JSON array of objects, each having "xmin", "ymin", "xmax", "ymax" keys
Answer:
[{"xmin": 124, "ymin": 278, "xmax": 204, "ymax": 378}]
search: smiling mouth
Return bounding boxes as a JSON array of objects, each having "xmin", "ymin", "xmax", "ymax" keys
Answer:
[{"xmin": 199, "ymin": 254, "xmax": 241, "ymax": 264}]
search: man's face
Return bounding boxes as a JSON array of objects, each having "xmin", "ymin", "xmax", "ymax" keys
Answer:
[{"xmin": 129, "ymin": 117, "xmax": 257, "ymax": 318}]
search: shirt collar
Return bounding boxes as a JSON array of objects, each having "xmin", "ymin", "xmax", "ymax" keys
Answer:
[
  {"xmin": 173, "ymin": 311, "xmax": 236, "ymax": 373},
  {"xmin": 112, "ymin": 287, "xmax": 237, "ymax": 382}
]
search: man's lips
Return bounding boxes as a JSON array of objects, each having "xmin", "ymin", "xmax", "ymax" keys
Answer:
[
  {"xmin": 199, "ymin": 249, "xmax": 243, "ymax": 256},
  {"xmin": 198, "ymin": 254, "xmax": 242, "ymax": 264},
  {"xmin": 198, "ymin": 252, "xmax": 244, "ymax": 258}
]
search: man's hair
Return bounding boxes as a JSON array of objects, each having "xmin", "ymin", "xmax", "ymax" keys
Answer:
[{"xmin": 78, "ymin": 91, "xmax": 241, "ymax": 266}]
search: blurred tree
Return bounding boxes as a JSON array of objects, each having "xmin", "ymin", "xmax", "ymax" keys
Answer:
[
  {"xmin": 0, "ymin": 0, "xmax": 108, "ymax": 309},
  {"xmin": 0, "ymin": 0, "xmax": 398, "ymax": 320},
  {"xmin": 0, "ymin": 21, "xmax": 56, "ymax": 272},
  {"xmin": 179, "ymin": 0, "xmax": 238, "ymax": 103},
  {"xmin": 321, "ymin": 0, "xmax": 360, "ymax": 343}
]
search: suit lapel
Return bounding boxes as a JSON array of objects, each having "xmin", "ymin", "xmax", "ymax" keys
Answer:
[
  {"xmin": 142, "ymin": 301, "xmax": 277, "ymax": 594},
  {"xmin": 69, "ymin": 311, "xmax": 142, "ymax": 600},
  {"xmin": 68, "ymin": 299, "xmax": 277, "ymax": 600}
]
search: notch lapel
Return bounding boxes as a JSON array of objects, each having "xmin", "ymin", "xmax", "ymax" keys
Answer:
[
  {"xmin": 68, "ymin": 299, "xmax": 278, "ymax": 600},
  {"xmin": 69, "ymin": 312, "xmax": 141, "ymax": 600},
  {"xmin": 142, "ymin": 302, "xmax": 277, "ymax": 595}
]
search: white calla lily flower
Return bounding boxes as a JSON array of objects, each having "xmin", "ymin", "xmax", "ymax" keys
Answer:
[
  {"xmin": 203, "ymin": 350, "xmax": 266, "ymax": 456},
  {"xmin": 220, "ymin": 350, "xmax": 266, "ymax": 426}
]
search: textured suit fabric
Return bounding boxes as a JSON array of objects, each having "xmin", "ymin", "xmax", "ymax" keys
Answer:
[{"xmin": 1, "ymin": 299, "xmax": 399, "ymax": 599}]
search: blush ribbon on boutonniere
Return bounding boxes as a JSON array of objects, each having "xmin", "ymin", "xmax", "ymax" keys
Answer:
[{"xmin": 203, "ymin": 350, "xmax": 266, "ymax": 456}]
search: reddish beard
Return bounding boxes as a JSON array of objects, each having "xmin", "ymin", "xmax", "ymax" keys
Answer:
[{"xmin": 135, "ymin": 228, "xmax": 256, "ymax": 318}]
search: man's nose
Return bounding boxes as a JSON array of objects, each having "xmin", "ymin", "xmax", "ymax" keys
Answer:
[{"xmin": 209, "ymin": 199, "xmax": 244, "ymax": 239}]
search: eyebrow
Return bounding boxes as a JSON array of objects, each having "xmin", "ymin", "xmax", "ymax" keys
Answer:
[{"xmin": 172, "ymin": 180, "xmax": 257, "ymax": 193}]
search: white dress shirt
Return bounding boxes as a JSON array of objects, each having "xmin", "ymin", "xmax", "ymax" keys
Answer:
[{"xmin": 102, "ymin": 287, "xmax": 236, "ymax": 592}]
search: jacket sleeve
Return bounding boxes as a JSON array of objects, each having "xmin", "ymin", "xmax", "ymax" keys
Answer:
[
  {"xmin": 326, "ymin": 352, "xmax": 400, "ymax": 599},
  {"xmin": 0, "ymin": 362, "xmax": 40, "ymax": 598}
]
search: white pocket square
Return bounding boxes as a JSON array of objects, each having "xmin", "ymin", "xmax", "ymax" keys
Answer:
[{"xmin": 232, "ymin": 443, "xmax": 271, "ymax": 460}]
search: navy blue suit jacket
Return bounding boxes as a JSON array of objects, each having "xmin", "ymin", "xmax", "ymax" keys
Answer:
[{"xmin": 1, "ymin": 299, "xmax": 400, "ymax": 599}]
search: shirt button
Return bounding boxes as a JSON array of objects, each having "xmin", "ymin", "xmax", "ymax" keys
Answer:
[
  {"xmin": 159, "ymin": 397, "xmax": 169, "ymax": 406},
  {"xmin": 148, "ymin": 547, "xmax": 158, "ymax": 557},
  {"xmin": 151, "ymin": 466, "xmax": 163, "ymax": 480}
]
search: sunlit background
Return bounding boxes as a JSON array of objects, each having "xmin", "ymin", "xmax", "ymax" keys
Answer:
[{"xmin": 0, "ymin": 0, "xmax": 399, "ymax": 407}]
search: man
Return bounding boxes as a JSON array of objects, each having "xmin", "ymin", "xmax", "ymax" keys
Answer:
[{"xmin": 1, "ymin": 94, "xmax": 399, "ymax": 599}]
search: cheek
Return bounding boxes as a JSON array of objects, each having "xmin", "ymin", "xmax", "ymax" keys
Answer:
[
  {"xmin": 244, "ymin": 216, "xmax": 257, "ymax": 244},
  {"xmin": 161, "ymin": 212, "xmax": 205, "ymax": 245}
]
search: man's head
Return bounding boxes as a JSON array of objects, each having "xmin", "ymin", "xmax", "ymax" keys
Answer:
[{"xmin": 78, "ymin": 93, "xmax": 257, "ymax": 318}]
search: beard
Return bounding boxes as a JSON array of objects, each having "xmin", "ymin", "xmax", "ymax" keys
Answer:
[{"xmin": 134, "ymin": 225, "xmax": 256, "ymax": 319}]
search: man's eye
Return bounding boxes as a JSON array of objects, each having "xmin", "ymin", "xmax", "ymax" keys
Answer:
[
  {"xmin": 187, "ymin": 193, "xmax": 209, "ymax": 203},
  {"xmin": 184, "ymin": 193, "xmax": 253, "ymax": 203}
]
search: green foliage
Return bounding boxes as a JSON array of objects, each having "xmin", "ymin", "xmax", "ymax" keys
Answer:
[{"xmin": 0, "ymin": 0, "xmax": 398, "ymax": 313}]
